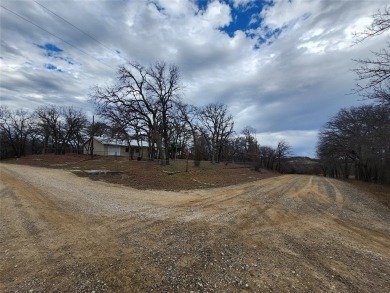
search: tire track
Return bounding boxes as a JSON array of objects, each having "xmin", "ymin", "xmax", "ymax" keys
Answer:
[{"xmin": 324, "ymin": 178, "xmax": 345, "ymax": 206}]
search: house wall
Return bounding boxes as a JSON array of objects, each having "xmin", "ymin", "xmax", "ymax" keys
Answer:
[
  {"xmin": 83, "ymin": 139, "xmax": 105, "ymax": 156},
  {"xmin": 98, "ymin": 144, "xmax": 127, "ymax": 157},
  {"xmin": 83, "ymin": 138, "xmax": 150, "ymax": 158},
  {"xmin": 104, "ymin": 145, "xmax": 149, "ymax": 158},
  {"xmin": 106, "ymin": 145, "xmax": 122, "ymax": 156},
  {"xmin": 94, "ymin": 141, "xmax": 106, "ymax": 155}
]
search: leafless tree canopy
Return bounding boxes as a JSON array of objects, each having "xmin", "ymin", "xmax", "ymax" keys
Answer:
[
  {"xmin": 34, "ymin": 105, "xmax": 88, "ymax": 154},
  {"xmin": 198, "ymin": 103, "xmax": 234, "ymax": 164},
  {"xmin": 317, "ymin": 104, "xmax": 390, "ymax": 184},
  {"xmin": 0, "ymin": 105, "xmax": 88, "ymax": 158},
  {"xmin": 353, "ymin": 6, "xmax": 390, "ymax": 43},
  {"xmin": 353, "ymin": 5, "xmax": 390, "ymax": 105},
  {"xmin": 275, "ymin": 140, "xmax": 292, "ymax": 173},
  {"xmin": 92, "ymin": 61, "xmax": 181, "ymax": 164},
  {"xmin": 0, "ymin": 106, "xmax": 32, "ymax": 158}
]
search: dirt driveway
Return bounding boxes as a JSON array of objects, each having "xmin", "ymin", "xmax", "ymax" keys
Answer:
[{"xmin": 1, "ymin": 164, "xmax": 389, "ymax": 292}]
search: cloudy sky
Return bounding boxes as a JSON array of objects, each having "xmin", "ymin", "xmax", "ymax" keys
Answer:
[{"xmin": 0, "ymin": 0, "xmax": 388, "ymax": 157}]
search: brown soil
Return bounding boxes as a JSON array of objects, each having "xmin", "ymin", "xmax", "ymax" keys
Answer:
[
  {"xmin": 4, "ymin": 154, "xmax": 278, "ymax": 190},
  {"xmin": 0, "ymin": 163, "xmax": 389, "ymax": 292}
]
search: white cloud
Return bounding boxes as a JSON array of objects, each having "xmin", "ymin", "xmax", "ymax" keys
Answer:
[
  {"xmin": 260, "ymin": 0, "xmax": 317, "ymax": 29},
  {"xmin": 256, "ymin": 130, "xmax": 319, "ymax": 157},
  {"xmin": 154, "ymin": 0, "xmax": 196, "ymax": 16},
  {"xmin": 201, "ymin": 1, "xmax": 232, "ymax": 28}
]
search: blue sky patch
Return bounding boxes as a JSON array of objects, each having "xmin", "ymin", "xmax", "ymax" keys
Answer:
[
  {"xmin": 45, "ymin": 63, "xmax": 63, "ymax": 72},
  {"xmin": 256, "ymin": 25, "xmax": 286, "ymax": 45},
  {"xmin": 35, "ymin": 43, "xmax": 63, "ymax": 57},
  {"xmin": 195, "ymin": 1, "xmax": 283, "ymax": 45},
  {"xmin": 195, "ymin": 0, "xmax": 208, "ymax": 11},
  {"xmin": 35, "ymin": 42, "xmax": 74, "ymax": 64},
  {"xmin": 36, "ymin": 43, "xmax": 63, "ymax": 53},
  {"xmin": 221, "ymin": 1, "xmax": 266, "ymax": 37}
]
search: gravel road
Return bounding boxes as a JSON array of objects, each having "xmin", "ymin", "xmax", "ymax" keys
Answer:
[{"xmin": 1, "ymin": 163, "xmax": 389, "ymax": 292}]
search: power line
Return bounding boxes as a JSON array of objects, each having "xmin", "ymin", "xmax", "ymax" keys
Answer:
[
  {"xmin": 34, "ymin": 1, "xmax": 119, "ymax": 55},
  {"xmin": 0, "ymin": 4, "xmax": 115, "ymax": 70}
]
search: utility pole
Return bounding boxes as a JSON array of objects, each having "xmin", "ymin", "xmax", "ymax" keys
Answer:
[{"xmin": 90, "ymin": 115, "xmax": 94, "ymax": 158}]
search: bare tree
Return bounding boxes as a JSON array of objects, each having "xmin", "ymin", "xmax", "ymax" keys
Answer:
[
  {"xmin": 0, "ymin": 106, "xmax": 32, "ymax": 157},
  {"xmin": 275, "ymin": 140, "xmax": 292, "ymax": 173},
  {"xmin": 176, "ymin": 102, "xmax": 203, "ymax": 165},
  {"xmin": 259, "ymin": 146, "xmax": 276, "ymax": 170},
  {"xmin": 61, "ymin": 107, "xmax": 88, "ymax": 153},
  {"xmin": 353, "ymin": 50, "xmax": 390, "ymax": 103},
  {"xmin": 34, "ymin": 105, "xmax": 87, "ymax": 154},
  {"xmin": 241, "ymin": 126, "xmax": 259, "ymax": 162},
  {"xmin": 353, "ymin": 5, "xmax": 390, "ymax": 105},
  {"xmin": 93, "ymin": 63, "xmax": 159, "ymax": 159},
  {"xmin": 34, "ymin": 105, "xmax": 61, "ymax": 154},
  {"xmin": 169, "ymin": 108, "xmax": 192, "ymax": 158},
  {"xmin": 92, "ymin": 61, "xmax": 181, "ymax": 164},
  {"xmin": 85, "ymin": 120, "xmax": 111, "ymax": 138},
  {"xmin": 198, "ymin": 103, "xmax": 234, "ymax": 164},
  {"xmin": 353, "ymin": 6, "xmax": 390, "ymax": 43},
  {"xmin": 146, "ymin": 62, "xmax": 180, "ymax": 165}
]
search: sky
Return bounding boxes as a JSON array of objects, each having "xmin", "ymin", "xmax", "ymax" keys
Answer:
[{"xmin": 0, "ymin": 0, "xmax": 388, "ymax": 157}]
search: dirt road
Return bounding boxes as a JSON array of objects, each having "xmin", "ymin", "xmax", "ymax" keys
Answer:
[{"xmin": 1, "ymin": 164, "xmax": 389, "ymax": 292}]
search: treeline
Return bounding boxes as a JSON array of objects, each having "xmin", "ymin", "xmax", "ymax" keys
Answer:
[
  {"xmin": 0, "ymin": 101, "xmax": 294, "ymax": 173},
  {"xmin": 317, "ymin": 104, "xmax": 390, "ymax": 184},
  {"xmin": 0, "ymin": 105, "xmax": 88, "ymax": 158}
]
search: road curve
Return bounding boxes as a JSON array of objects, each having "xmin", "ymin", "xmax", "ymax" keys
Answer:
[{"xmin": 1, "ymin": 164, "xmax": 389, "ymax": 292}]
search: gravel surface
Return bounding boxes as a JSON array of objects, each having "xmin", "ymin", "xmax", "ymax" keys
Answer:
[{"xmin": 1, "ymin": 163, "xmax": 389, "ymax": 292}]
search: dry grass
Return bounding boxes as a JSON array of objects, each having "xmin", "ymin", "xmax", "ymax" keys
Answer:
[
  {"xmin": 347, "ymin": 179, "xmax": 390, "ymax": 207},
  {"xmin": 5, "ymin": 154, "xmax": 278, "ymax": 191}
]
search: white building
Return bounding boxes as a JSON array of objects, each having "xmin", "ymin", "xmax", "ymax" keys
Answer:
[{"xmin": 83, "ymin": 136, "xmax": 150, "ymax": 159}]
